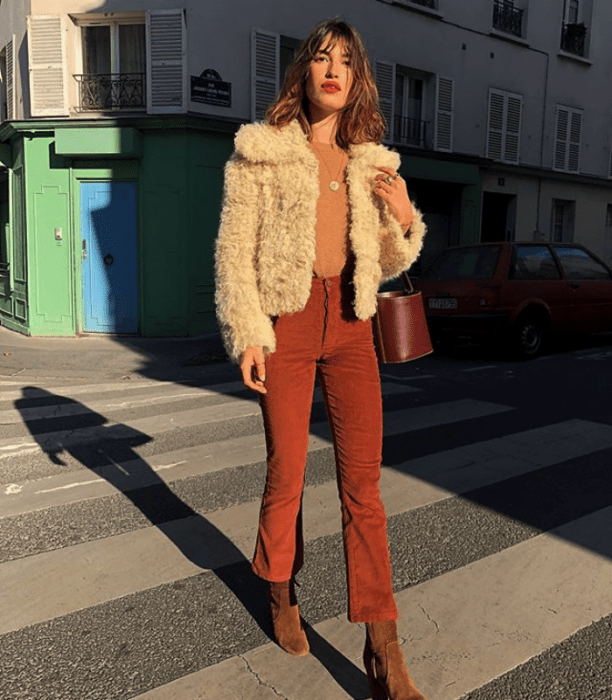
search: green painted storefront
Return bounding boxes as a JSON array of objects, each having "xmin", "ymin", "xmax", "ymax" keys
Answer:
[
  {"xmin": 0, "ymin": 118, "xmax": 235, "ymax": 337},
  {"xmin": 0, "ymin": 117, "xmax": 481, "ymax": 337}
]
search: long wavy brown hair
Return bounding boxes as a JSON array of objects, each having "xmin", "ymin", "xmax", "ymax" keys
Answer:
[{"xmin": 266, "ymin": 19, "xmax": 386, "ymax": 148}]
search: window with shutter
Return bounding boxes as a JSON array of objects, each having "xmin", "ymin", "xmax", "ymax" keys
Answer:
[
  {"xmin": 554, "ymin": 105, "xmax": 582, "ymax": 172},
  {"xmin": 74, "ymin": 18, "xmax": 146, "ymax": 112},
  {"xmin": 505, "ymin": 94, "xmax": 522, "ymax": 163},
  {"xmin": 375, "ymin": 61, "xmax": 395, "ymax": 144},
  {"xmin": 5, "ymin": 37, "xmax": 16, "ymax": 121},
  {"xmin": 567, "ymin": 110, "xmax": 582, "ymax": 172},
  {"xmin": 486, "ymin": 88, "xmax": 522, "ymax": 164},
  {"xmin": 146, "ymin": 9, "xmax": 187, "ymax": 114},
  {"xmin": 435, "ymin": 75, "xmax": 453, "ymax": 152},
  {"xmin": 554, "ymin": 108, "xmax": 568, "ymax": 170},
  {"xmin": 251, "ymin": 29, "xmax": 279, "ymax": 123},
  {"xmin": 487, "ymin": 90, "xmax": 505, "ymax": 161},
  {"xmin": 27, "ymin": 15, "xmax": 69, "ymax": 117},
  {"xmin": 399, "ymin": 72, "xmax": 426, "ymax": 147}
]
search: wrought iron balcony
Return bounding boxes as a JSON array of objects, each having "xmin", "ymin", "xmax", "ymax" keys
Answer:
[
  {"xmin": 74, "ymin": 73, "xmax": 146, "ymax": 112},
  {"xmin": 394, "ymin": 116, "xmax": 428, "ymax": 148},
  {"xmin": 492, "ymin": 1, "xmax": 524, "ymax": 38},
  {"xmin": 561, "ymin": 22, "xmax": 587, "ymax": 56}
]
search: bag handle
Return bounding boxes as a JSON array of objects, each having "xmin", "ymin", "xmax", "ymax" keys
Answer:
[{"xmin": 401, "ymin": 271, "xmax": 415, "ymax": 294}]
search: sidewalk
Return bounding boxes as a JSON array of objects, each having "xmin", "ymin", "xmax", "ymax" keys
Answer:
[{"xmin": 0, "ymin": 325, "xmax": 230, "ymax": 382}]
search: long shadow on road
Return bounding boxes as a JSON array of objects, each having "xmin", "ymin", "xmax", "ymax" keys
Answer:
[{"xmin": 13, "ymin": 386, "xmax": 369, "ymax": 700}]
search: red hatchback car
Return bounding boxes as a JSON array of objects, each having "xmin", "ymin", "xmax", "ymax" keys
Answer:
[{"xmin": 415, "ymin": 242, "xmax": 612, "ymax": 358}]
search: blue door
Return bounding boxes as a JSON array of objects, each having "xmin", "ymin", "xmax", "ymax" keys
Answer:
[{"xmin": 81, "ymin": 182, "xmax": 138, "ymax": 333}]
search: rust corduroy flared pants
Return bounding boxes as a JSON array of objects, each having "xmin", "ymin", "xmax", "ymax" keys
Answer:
[{"xmin": 252, "ymin": 274, "xmax": 398, "ymax": 623}]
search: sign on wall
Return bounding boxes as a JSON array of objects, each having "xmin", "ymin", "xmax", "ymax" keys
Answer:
[{"xmin": 190, "ymin": 69, "xmax": 231, "ymax": 107}]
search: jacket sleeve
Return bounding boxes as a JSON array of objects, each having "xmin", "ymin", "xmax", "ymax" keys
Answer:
[
  {"xmin": 378, "ymin": 202, "xmax": 427, "ymax": 281},
  {"xmin": 214, "ymin": 154, "xmax": 276, "ymax": 364}
]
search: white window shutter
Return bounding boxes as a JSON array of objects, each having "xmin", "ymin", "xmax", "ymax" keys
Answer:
[
  {"xmin": 27, "ymin": 15, "xmax": 68, "ymax": 117},
  {"xmin": 554, "ymin": 106, "xmax": 582, "ymax": 172},
  {"xmin": 554, "ymin": 107, "xmax": 569, "ymax": 171},
  {"xmin": 435, "ymin": 75, "xmax": 453, "ymax": 152},
  {"xmin": 146, "ymin": 9, "xmax": 187, "ymax": 114},
  {"xmin": 504, "ymin": 93, "xmax": 522, "ymax": 164},
  {"xmin": 486, "ymin": 89, "xmax": 505, "ymax": 161},
  {"xmin": 375, "ymin": 60, "xmax": 395, "ymax": 144},
  {"xmin": 567, "ymin": 109, "xmax": 582, "ymax": 173},
  {"xmin": 5, "ymin": 36, "xmax": 16, "ymax": 120},
  {"xmin": 251, "ymin": 28, "xmax": 279, "ymax": 123}
]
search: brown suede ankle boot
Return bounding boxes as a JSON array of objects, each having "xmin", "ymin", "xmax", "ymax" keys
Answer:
[
  {"xmin": 269, "ymin": 579, "xmax": 309, "ymax": 657},
  {"xmin": 364, "ymin": 620, "xmax": 427, "ymax": 700}
]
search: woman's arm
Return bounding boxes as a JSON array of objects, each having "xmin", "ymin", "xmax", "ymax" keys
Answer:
[{"xmin": 214, "ymin": 155, "xmax": 276, "ymax": 364}]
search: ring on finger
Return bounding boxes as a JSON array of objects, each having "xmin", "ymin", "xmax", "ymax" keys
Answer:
[{"xmin": 385, "ymin": 175, "xmax": 394, "ymax": 185}]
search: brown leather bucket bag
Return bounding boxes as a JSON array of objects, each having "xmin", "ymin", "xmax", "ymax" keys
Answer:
[{"xmin": 373, "ymin": 272, "xmax": 433, "ymax": 363}]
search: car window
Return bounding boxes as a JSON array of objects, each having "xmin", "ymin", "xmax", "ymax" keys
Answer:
[
  {"xmin": 420, "ymin": 245, "xmax": 501, "ymax": 280},
  {"xmin": 511, "ymin": 246, "xmax": 560, "ymax": 280},
  {"xmin": 552, "ymin": 246, "xmax": 612, "ymax": 280}
]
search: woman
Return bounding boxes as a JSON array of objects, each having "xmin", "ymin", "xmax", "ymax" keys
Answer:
[{"xmin": 215, "ymin": 18, "xmax": 427, "ymax": 700}]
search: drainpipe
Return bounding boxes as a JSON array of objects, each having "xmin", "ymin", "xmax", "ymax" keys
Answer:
[{"xmin": 535, "ymin": 49, "xmax": 550, "ymax": 241}]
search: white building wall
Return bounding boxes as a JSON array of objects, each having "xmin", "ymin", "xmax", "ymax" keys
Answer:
[
  {"xmin": 0, "ymin": 0, "xmax": 31, "ymax": 121},
  {"xmin": 4, "ymin": 0, "xmax": 610, "ymax": 178},
  {"xmin": 2, "ymin": 0, "xmax": 612, "ymax": 259}
]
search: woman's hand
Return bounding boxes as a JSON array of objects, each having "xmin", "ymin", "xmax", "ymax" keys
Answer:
[
  {"xmin": 240, "ymin": 346, "xmax": 267, "ymax": 394},
  {"xmin": 374, "ymin": 166, "xmax": 414, "ymax": 234}
]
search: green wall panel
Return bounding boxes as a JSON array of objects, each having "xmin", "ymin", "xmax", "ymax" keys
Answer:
[
  {"xmin": 56, "ymin": 127, "xmax": 143, "ymax": 157},
  {"xmin": 187, "ymin": 131, "xmax": 233, "ymax": 336},
  {"xmin": 31, "ymin": 186, "xmax": 74, "ymax": 328},
  {"xmin": 12, "ymin": 165, "xmax": 26, "ymax": 285},
  {"xmin": 461, "ymin": 185, "xmax": 482, "ymax": 245},
  {"xmin": 24, "ymin": 137, "xmax": 74, "ymax": 335},
  {"xmin": 140, "ymin": 132, "xmax": 189, "ymax": 336},
  {"xmin": 402, "ymin": 155, "xmax": 481, "ymax": 186},
  {"xmin": 1, "ymin": 159, "xmax": 29, "ymax": 333},
  {"xmin": 0, "ymin": 144, "xmax": 11, "ymax": 167}
]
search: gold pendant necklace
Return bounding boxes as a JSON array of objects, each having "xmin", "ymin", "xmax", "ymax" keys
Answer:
[{"xmin": 312, "ymin": 142, "xmax": 346, "ymax": 192}]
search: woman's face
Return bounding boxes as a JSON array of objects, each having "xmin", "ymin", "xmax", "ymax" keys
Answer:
[{"xmin": 305, "ymin": 34, "xmax": 353, "ymax": 118}]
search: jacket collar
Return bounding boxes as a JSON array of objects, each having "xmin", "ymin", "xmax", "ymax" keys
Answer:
[{"xmin": 234, "ymin": 120, "xmax": 400, "ymax": 170}]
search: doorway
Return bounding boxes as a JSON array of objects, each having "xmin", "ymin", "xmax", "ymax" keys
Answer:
[
  {"xmin": 80, "ymin": 181, "xmax": 138, "ymax": 333},
  {"xmin": 481, "ymin": 192, "xmax": 517, "ymax": 242}
]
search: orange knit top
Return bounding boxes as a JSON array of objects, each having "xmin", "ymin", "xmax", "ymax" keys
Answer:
[{"xmin": 310, "ymin": 142, "xmax": 350, "ymax": 278}]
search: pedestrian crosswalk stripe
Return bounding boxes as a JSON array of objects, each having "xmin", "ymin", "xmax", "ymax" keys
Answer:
[
  {"xmin": 0, "ymin": 379, "xmax": 246, "ymax": 403},
  {"xmin": 3, "ymin": 416, "xmax": 611, "ymax": 637},
  {"xmin": 128, "ymin": 504, "xmax": 612, "ymax": 700},
  {"xmin": 1, "ymin": 399, "xmax": 511, "ymax": 516},
  {"xmin": 0, "ymin": 380, "xmax": 419, "ymax": 425}
]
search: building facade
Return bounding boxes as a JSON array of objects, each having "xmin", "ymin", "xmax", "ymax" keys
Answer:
[{"xmin": 1, "ymin": 0, "xmax": 611, "ymax": 336}]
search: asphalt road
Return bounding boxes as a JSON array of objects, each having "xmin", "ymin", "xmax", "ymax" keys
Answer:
[{"xmin": 1, "ymin": 328, "xmax": 612, "ymax": 699}]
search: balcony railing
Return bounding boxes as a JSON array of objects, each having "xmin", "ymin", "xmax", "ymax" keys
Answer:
[
  {"xmin": 560, "ymin": 22, "xmax": 587, "ymax": 56},
  {"xmin": 73, "ymin": 73, "xmax": 146, "ymax": 112},
  {"xmin": 492, "ymin": 1, "xmax": 524, "ymax": 38},
  {"xmin": 394, "ymin": 116, "xmax": 428, "ymax": 148}
]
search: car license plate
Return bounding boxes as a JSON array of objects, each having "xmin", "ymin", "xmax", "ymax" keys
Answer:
[{"xmin": 429, "ymin": 298, "xmax": 458, "ymax": 310}]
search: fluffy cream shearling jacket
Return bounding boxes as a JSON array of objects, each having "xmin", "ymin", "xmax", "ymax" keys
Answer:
[{"xmin": 214, "ymin": 120, "xmax": 427, "ymax": 363}]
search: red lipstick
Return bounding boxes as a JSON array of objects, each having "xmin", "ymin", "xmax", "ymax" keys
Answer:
[{"xmin": 322, "ymin": 81, "xmax": 341, "ymax": 93}]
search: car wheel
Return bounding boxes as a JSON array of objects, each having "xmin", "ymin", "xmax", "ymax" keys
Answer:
[{"xmin": 512, "ymin": 314, "xmax": 545, "ymax": 359}]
